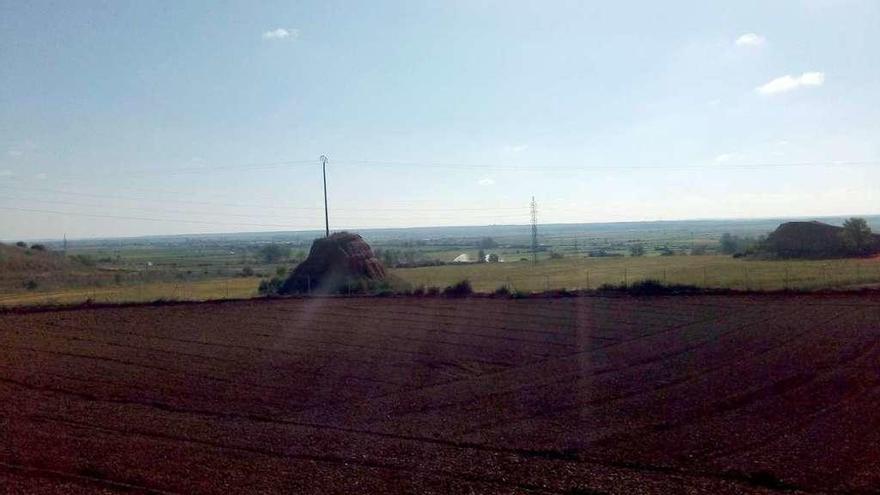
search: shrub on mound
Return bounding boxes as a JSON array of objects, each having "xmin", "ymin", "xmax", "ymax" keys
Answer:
[{"xmin": 279, "ymin": 232, "xmax": 387, "ymax": 294}]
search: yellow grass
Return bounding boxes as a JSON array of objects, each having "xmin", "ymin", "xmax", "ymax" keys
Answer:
[
  {"xmin": 391, "ymin": 255, "xmax": 880, "ymax": 292},
  {"xmin": 0, "ymin": 277, "xmax": 260, "ymax": 306}
]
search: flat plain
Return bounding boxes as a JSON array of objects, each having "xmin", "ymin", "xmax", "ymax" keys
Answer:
[{"xmin": 1, "ymin": 294, "xmax": 879, "ymax": 494}]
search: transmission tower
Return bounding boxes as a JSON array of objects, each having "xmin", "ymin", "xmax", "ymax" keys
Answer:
[{"xmin": 530, "ymin": 196, "xmax": 538, "ymax": 264}]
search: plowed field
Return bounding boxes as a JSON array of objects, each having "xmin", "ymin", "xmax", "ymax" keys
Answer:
[{"xmin": 1, "ymin": 294, "xmax": 879, "ymax": 494}]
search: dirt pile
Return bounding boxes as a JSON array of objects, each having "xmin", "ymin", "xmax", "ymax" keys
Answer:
[
  {"xmin": 763, "ymin": 221, "xmax": 880, "ymax": 258},
  {"xmin": 281, "ymin": 232, "xmax": 386, "ymax": 294}
]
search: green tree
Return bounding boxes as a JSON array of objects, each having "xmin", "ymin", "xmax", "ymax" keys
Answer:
[
  {"xmin": 840, "ymin": 217, "xmax": 873, "ymax": 255},
  {"xmin": 629, "ymin": 244, "xmax": 645, "ymax": 257}
]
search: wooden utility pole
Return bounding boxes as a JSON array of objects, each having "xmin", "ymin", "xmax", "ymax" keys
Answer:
[
  {"xmin": 320, "ymin": 155, "xmax": 329, "ymax": 237},
  {"xmin": 530, "ymin": 196, "xmax": 538, "ymax": 265}
]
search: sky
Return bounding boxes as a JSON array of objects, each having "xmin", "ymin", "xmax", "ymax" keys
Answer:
[{"xmin": 1, "ymin": 0, "xmax": 879, "ymax": 240}]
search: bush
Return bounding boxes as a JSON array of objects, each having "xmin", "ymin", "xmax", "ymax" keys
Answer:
[
  {"xmin": 29, "ymin": 244, "xmax": 46, "ymax": 251},
  {"xmin": 549, "ymin": 251, "xmax": 564, "ymax": 259},
  {"xmin": 598, "ymin": 279, "xmax": 701, "ymax": 295},
  {"xmin": 258, "ymin": 277, "xmax": 285, "ymax": 296},
  {"xmin": 510, "ymin": 288, "xmax": 528, "ymax": 299},
  {"xmin": 443, "ymin": 279, "xmax": 473, "ymax": 297},
  {"xmin": 240, "ymin": 266, "xmax": 255, "ymax": 277},
  {"xmin": 23, "ymin": 280, "xmax": 38, "ymax": 291},
  {"xmin": 411, "ymin": 285, "xmax": 425, "ymax": 296},
  {"xmin": 372, "ymin": 281, "xmax": 396, "ymax": 297},
  {"xmin": 629, "ymin": 244, "xmax": 645, "ymax": 257},
  {"xmin": 657, "ymin": 247, "xmax": 675, "ymax": 256},
  {"xmin": 15, "ymin": 241, "xmax": 26, "ymax": 248},
  {"xmin": 426, "ymin": 286, "xmax": 440, "ymax": 296},
  {"xmin": 494, "ymin": 285, "xmax": 510, "ymax": 296}
]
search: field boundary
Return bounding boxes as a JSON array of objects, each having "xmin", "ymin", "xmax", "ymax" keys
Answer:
[{"xmin": 5, "ymin": 286, "xmax": 880, "ymax": 315}]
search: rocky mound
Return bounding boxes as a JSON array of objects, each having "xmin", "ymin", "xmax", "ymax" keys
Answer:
[
  {"xmin": 281, "ymin": 232, "xmax": 386, "ymax": 294},
  {"xmin": 763, "ymin": 221, "xmax": 880, "ymax": 258}
]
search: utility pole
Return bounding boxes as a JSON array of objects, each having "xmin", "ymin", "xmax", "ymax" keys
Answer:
[
  {"xmin": 320, "ymin": 155, "xmax": 329, "ymax": 237},
  {"xmin": 530, "ymin": 196, "xmax": 538, "ymax": 265}
]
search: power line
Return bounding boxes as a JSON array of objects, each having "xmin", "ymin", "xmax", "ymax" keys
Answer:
[
  {"xmin": 332, "ymin": 158, "xmax": 880, "ymax": 171},
  {"xmin": 0, "ymin": 195, "xmax": 530, "ymax": 222},
  {"xmin": 50, "ymin": 159, "xmax": 319, "ymax": 180},
  {"xmin": 0, "ymin": 205, "xmax": 308, "ymax": 229},
  {"xmin": 0, "ymin": 184, "xmax": 527, "ymax": 212},
  {"xmin": 23, "ymin": 157, "xmax": 880, "ymax": 182}
]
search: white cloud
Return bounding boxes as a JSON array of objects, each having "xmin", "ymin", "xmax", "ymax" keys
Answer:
[
  {"xmin": 34, "ymin": 172, "xmax": 47, "ymax": 180},
  {"xmin": 714, "ymin": 153, "xmax": 734, "ymax": 164},
  {"xmin": 7, "ymin": 150, "xmax": 23, "ymax": 157},
  {"xmin": 756, "ymin": 72, "xmax": 825, "ymax": 95},
  {"xmin": 708, "ymin": 99, "xmax": 721, "ymax": 107},
  {"xmin": 0, "ymin": 170, "xmax": 13, "ymax": 177},
  {"xmin": 735, "ymin": 33, "xmax": 765, "ymax": 46},
  {"xmin": 478, "ymin": 177, "xmax": 495, "ymax": 186},
  {"xmin": 262, "ymin": 28, "xmax": 298, "ymax": 40},
  {"xmin": 502, "ymin": 144, "xmax": 528, "ymax": 153}
]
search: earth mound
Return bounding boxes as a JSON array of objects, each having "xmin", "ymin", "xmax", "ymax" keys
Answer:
[
  {"xmin": 281, "ymin": 232, "xmax": 386, "ymax": 294},
  {"xmin": 763, "ymin": 221, "xmax": 880, "ymax": 258},
  {"xmin": 0, "ymin": 244, "xmax": 95, "ymax": 291}
]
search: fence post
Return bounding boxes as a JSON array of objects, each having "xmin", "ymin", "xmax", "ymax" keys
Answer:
[
  {"xmin": 624, "ymin": 268, "xmax": 628, "ymax": 286},
  {"xmin": 586, "ymin": 271, "xmax": 590, "ymax": 290}
]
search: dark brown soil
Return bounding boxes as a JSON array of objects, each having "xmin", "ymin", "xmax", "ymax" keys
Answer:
[{"xmin": 2, "ymin": 294, "xmax": 879, "ymax": 494}]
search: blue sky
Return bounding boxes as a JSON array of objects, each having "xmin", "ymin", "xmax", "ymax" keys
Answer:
[{"xmin": 1, "ymin": 0, "xmax": 879, "ymax": 239}]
